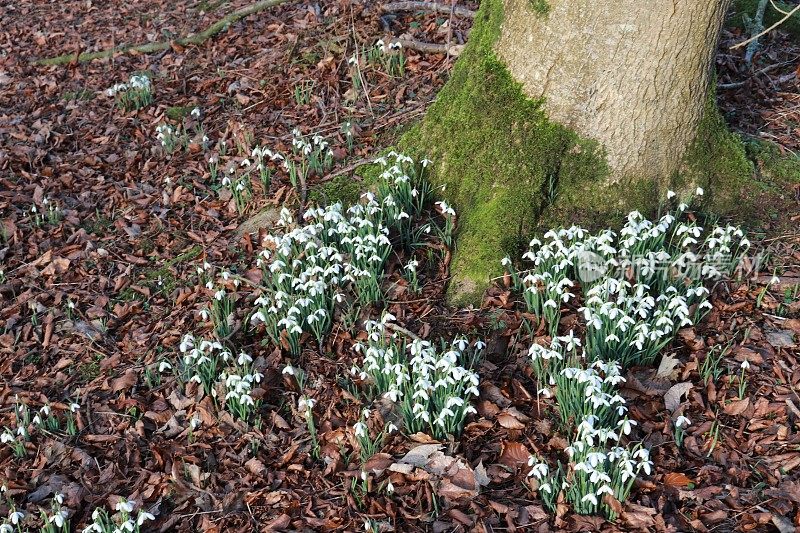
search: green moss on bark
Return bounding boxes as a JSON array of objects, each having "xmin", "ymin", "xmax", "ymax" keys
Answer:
[
  {"xmin": 398, "ymin": 0, "xmax": 778, "ymax": 306},
  {"xmin": 400, "ymin": 0, "xmax": 611, "ymax": 305},
  {"xmin": 682, "ymin": 90, "xmax": 754, "ymax": 213}
]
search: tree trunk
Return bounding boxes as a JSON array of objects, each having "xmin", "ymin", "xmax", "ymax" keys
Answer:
[
  {"xmin": 403, "ymin": 0, "xmax": 753, "ymax": 304},
  {"xmin": 498, "ymin": 0, "xmax": 728, "ymax": 183}
]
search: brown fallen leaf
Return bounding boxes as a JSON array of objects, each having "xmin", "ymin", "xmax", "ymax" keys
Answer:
[
  {"xmin": 364, "ymin": 453, "xmax": 394, "ymax": 474},
  {"xmin": 497, "ymin": 411, "xmax": 526, "ymax": 430},
  {"xmin": 110, "ymin": 368, "xmax": 138, "ymax": 393},
  {"xmin": 664, "ymin": 382, "xmax": 693, "ymax": 412},
  {"xmin": 723, "ymin": 397, "xmax": 750, "ymax": 416},
  {"xmin": 664, "ymin": 472, "xmax": 694, "ymax": 488},
  {"xmin": 498, "ymin": 441, "xmax": 530, "ymax": 468}
]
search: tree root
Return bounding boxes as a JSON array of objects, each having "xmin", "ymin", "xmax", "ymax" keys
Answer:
[{"xmin": 33, "ymin": 0, "xmax": 289, "ymax": 66}]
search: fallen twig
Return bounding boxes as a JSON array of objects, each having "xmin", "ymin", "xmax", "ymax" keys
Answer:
[
  {"xmin": 731, "ymin": 1, "xmax": 800, "ymax": 50},
  {"xmin": 717, "ymin": 60, "xmax": 796, "ymax": 89},
  {"xmin": 381, "ymin": 1, "xmax": 475, "ymax": 18},
  {"xmin": 385, "ymin": 321, "xmax": 422, "ymax": 341},
  {"xmin": 745, "ymin": 0, "xmax": 769, "ymax": 64},
  {"xmin": 397, "ymin": 39, "xmax": 464, "ymax": 56},
  {"xmin": 33, "ymin": 0, "xmax": 290, "ymax": 65}
]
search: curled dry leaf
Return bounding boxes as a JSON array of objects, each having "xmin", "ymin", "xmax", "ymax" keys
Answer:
[
  {"xmin": 498, "ymin": 441, "xmax": 530, "ymax": 469},
  {"xmin": 664, "ymin": 381, "xmax": 693, "ymax": 413},
  {"xmin": 497, "ymin": 411, "xmax": 526, "ymax": 430}
]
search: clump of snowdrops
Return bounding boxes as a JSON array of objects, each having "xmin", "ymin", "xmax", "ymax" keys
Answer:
[
  {"xmin": 1, "ymin": 398, "xmax": 80, "ymax": 458},
  {"xmin": 250, "ymin": 152, "xmax": 432, "ymax": 355},
  {"xmin": 155, "ymin": 123, "xmax": 184, "ymax": 154},
  {"xmin": 106, "ymin": 73, "xmax": 153, "ymax": 111},
  {"xmin": 351, "ymin": 313, "xmax": 482, "ymax": 440},
  {"xmin": 368, "ymin": 40, "xmax": 405, "ymax": 77},
  {"xmin": 80, "ymin": 498, "xmax": 154, "ymax": 533},
  {"xmin": 508, "ymin": 189, "xmax": 749, "ymax": 518},
  {"xmin": 173, "ymin": 335, "xmax": 262, "ymax": 423},
  {"xmin": 283, "ymin": 128, "xmax": 334, "ymax": 190}
]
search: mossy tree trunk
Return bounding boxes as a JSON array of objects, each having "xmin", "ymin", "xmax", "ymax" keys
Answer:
[{"xmin": 403, "ymin": 0, "xmax": 753, "ymax": 304}]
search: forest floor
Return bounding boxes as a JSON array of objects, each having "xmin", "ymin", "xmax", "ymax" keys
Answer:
[{"xmin": 1, "ymin": 1, "xmax": 799, "ymax": 531}]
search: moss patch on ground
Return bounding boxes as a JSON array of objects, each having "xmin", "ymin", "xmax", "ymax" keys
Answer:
[
  {"xmin": 308, "ymin": 172, "xmax": 372, "ymax": 206},
  {"xmin": 740, "ymin": 140, "xmax": 800, "ymax": 234}
]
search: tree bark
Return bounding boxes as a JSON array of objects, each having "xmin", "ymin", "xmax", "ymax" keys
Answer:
[
  {"xmin": 403, "ymin": 0, "xmax": 753, "ymax": 304},
  {"xmin": 497, "ymin": 0, "xmax": 730, "ymax": 183}
]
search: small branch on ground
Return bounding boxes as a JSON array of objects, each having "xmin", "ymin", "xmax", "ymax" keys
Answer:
[
  {"xmin": 397, "ymin": 39, "xmax": 464, "ymax": 56},
  {"xmin": 318, "ymin": 158, "xmax": 373, "ymax": 184},
  {"xmin": 385, "ymin": 322, "xmax": 422, "ymax": 341},
  {"xmin": 446, "ymin": 0, "xmax": 455, "ymax": 57},
  {"xmin": 745, "ymin": 0, "xmax": 770, "ymax": 64},
  {"xmin": 731, "ymin": 1, "xmax": 800, "ymax": 50},
  {"xmin": 33, "ymin": 0, "xmax": 289, "ymax": 65},
  {"xmin": 717, "ymin": 60, "xmax": 796, "ymax": 89},
  {"xmin": 381, "ymin": 1, "xmax": 475, "ymax": 18}
]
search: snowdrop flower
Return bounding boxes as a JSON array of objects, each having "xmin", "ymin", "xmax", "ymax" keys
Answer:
[
  {"xmin": 596, "ymin": 484, "xmax": 614, "ymax": 496},
  {"xmin": 354, "ymin": 422, "xmax": 367, "ymax": 438},
  {"xmin": 675, "ymin": 415, "xmax": 691, "ymax": 428},
  {"xmin": 695, "ymin": 187, "xmax": 704, "ymax": 196},
  {"xmin": 138, "ymin": 511, "xmax": 156, "ymax": 525},
  {"xmin": 191, "ymin": 107, "xmax": 201, "ymax": 118},
  {"xmin": 298, "ymin": 397, "xmax": 316, "ymax": 413},
  {"xmin": 581, "ymin": 493, "xmax": 598, "ymax": 506},
  {"xmin": 282, "ymin": 365, "xmax": 295, "ymax": 376},
  {"xmin": 158, "ymin": 361, "xmax": 172, "ymax": 372},
  {"xmin": 667, "ymin": 190, "xmax": 676, "ymax": 199},
  {"xmin": 116, "ymin": 498, "xmax": 135, "ymax": 513},
  {"xmin": 50, "ymin": 511, "xmax": 68, "ymax": 527},
  {"xmin": 740, "ymin": 360, "xmax": 750, "ymax": 370},
  {"xmin": 618, "ymin": 418, "xmax": 636, "ymax": 435}
]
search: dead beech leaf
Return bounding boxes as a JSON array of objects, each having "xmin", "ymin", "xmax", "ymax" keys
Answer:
[
  {"xmin": 723, "ymin": 397, "xmax": 750, "ymax": 416},
  {"xmin": 663, "ymin": 472, "xmax": 693, "ymax": 488},
  {"xmin": 602, "ymin": 493, "xmax": 623, "ymax": 516},
  {"xmin": 622, "ymin": 504, "xmax": 657, "ymax": 529},
  {"xmin": 664, "ymin": 382, "xmax": 693, "ymax": 412},
  {"xmin": 497, "ymin": 412, "xmax": 526, "ymax": 430},
  {"xmin": 245, "ymin": 457, "xmax": 266, "ymax": 476},
  {"xmin": 655, "ymin": 353, "xmax": 680, "ymax": 380},
  {"xmin": 498, "ymin": 441, "xmax": 530, "ymax": 468},
  {"xmin": 110, "ymin": 369, "xmax": 138, "ymax": 393},
  {"xmin": 400, "ymin": 444, "xmax": 443, "ymax": 467},
  {"xmin": 363, "ymin": 453, "xmax": 394, "ymax": 474}
]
